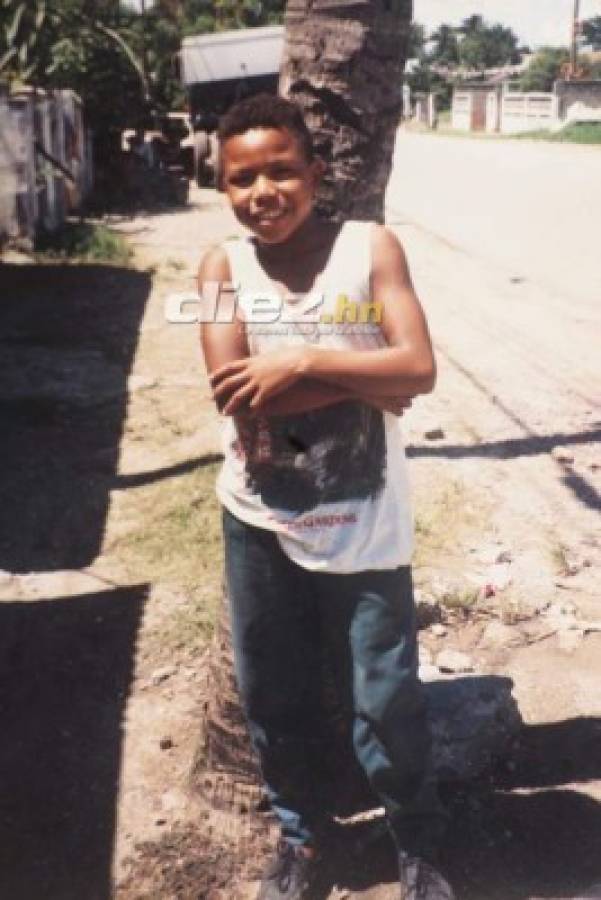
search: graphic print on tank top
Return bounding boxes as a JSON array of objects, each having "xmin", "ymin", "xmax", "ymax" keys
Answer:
[{"xmin": 233, "ymin": 401, "xmax": 386, "ymax": 514}]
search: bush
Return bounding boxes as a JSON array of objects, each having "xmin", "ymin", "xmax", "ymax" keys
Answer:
[
  {"xmin": 519, "ymin": 47, "xmax": 569, "ymax": 92},
  {"xmin": 35, "ymin": 222, "xmax": 132, "ymax": 264}
]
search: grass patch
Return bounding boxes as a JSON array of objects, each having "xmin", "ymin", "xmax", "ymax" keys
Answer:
[
  {"xmin": 412, "ymin": 474, "xmax": 492, "ymax": 611},
  {"xmin": 439, "ymin": 585, "xmax": 480, "ymax": 610},
  {"xmin": 413, "ymin": 477, "xmax": 472, "ymax": 567},
  {"xmin": 550, "ymin": 540, "xmax": 572, "ymax": 576},
  {"xmin": 164, "ymin": 257, "xmax": 187, "ymax": 271},
  {"xmin": 512, "ymin": 123, "xmax": 601, "ymax": 144},
  {"xmin": 113, "ymin": 462, "xmax": 223, "ymax": 649},
  {"xmin": 35, "ymin": 221, "xmax": 132, "ymax": 265},
  {"xmin": 409, "ymin": 121, "xmax": 601, "ymax": 145}
]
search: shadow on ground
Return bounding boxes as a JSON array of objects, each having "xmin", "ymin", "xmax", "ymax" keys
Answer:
[
  {"xmin": 407, "ymin": 426, "xmax": 601, "ymax": 514},
  {"xmin": 329, "ymin": 715, "xmax": 601, "ymax": 900},
  {"xmin": 0, "ymin": 263, "xmax": 151, "ymax": 571},
  {"xmin": 0, "ymin": 585, "xmax": 147, "ymax": 900}
]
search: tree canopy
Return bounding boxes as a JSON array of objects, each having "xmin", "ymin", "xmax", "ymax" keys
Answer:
[
  {"xmin": 409, "ymin": 15, "xmax": 520, "ymax": 73},
  {"xmin": 519, "ymin": 47, "xmax": 569, "ymax": 92},
  {"xmin": 428, "ymin": 23, "xmax": 459, "ymax": 67},
  {"xmin": 581, "ymin": 15, "xmax": 601, "ymax": 52},
  {"xmin": 0, "ymin": 0, "xmax": 286, "ymax": 136},
  {"xmin": 406, "ymin": 15, "xmax": 521, "ymax": 109},
  {"xmin": 456, "ymin": 17, "xmax": 520, "ymax": 70}
]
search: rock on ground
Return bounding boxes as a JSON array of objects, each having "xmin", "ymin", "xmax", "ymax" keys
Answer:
[{"xmin": 424, "ymin": 675, "xmax": 522, "ymax": 781}]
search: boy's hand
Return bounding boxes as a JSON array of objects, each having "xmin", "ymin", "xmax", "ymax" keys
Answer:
[{"xmin": 210, "ymin": 347, "xmax": 309, "ymax": 415}]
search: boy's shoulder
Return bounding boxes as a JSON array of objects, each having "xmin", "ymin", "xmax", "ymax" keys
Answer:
[
  {"xmin": 198, "ymin": 244, "xmax": 231, "ymax": 282},
  {"xmin": 338, "ymin": 220, "xmax": 401, "ymax": 249},
  {"xmin": 369, "ymin": 224, "xmax": 407, "ymax": 273},
  {"xmin": 334, "ymin": 221, "xmax": 404, "ymax": 274},
  {"xmin": 199, "ymin": 229, "xmax": 255, "ymax": 267}
]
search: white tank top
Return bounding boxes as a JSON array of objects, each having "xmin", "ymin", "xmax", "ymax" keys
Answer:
[{"xmin": 216, "ymin": 220, "xmax": 414, "ymax": 573}]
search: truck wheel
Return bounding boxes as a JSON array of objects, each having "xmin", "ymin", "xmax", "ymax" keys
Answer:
[
  {"xmin": 205, "ymin": 133, "xmax": 219, "ymax": 187},
  {"xmin": 180, "ymin": 146, "xmax": 194, "ymax": 180},
  {"xmin": 194, "ymin": 131, "xmax": 210, "ymax": 187}
]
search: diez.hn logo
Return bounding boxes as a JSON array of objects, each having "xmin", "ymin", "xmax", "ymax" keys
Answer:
[{"xmin": 165, "ymin": 283, "xmax": 382, "ymax": 332}]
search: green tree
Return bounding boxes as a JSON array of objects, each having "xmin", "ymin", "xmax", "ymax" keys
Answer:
[
  {"xmin": 0, "ymin": 0, "xmax": 286, "ymax": 139},
  {"xmin": 581, "ymin": 15, "xmax": 601, "ymax": 51},
  {"xmin": 180, "ymin": 0, "xmax": 284, "ymax": 33},
  {"xmin": 427, "ymin": 23, "xmax": 459, "ymax": 67},
  {"xmin": 424, "ymin": 17, "xmax": 520, "ymax": 72},
  {"xmin": 406, "ymin": 61, "xmax": 453, "ymax": 110},
  {"xmin": 519, "ymin": 46, "xmax": 569, "ymax": 92},
  {"xmin": 407, "ymin": 20, "xmax": 426, "ymax": 59},
  {"xmin": 458, "ymin": 14, "xmax": 484, "ymax": 36},
  {"xmin": 458, "ymin": 20, "xmax": 520, "ymax": 70},
  {"xmin": 0, "ymin": 0, "xmax": 189, "ymax": 165}
]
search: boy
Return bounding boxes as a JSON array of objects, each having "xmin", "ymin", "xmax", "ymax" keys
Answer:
[{"xmin": 199, "ymin": 95, "xmax": 454, "ymax": 900}]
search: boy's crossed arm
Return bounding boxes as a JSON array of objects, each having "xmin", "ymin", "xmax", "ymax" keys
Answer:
[
  {"xmin": 199, "ymin": 227, "xmax": 433, "ymax": 418},
  {"xmin": 199, "ymin": 247, "xmax": 360, "ymax": 417}
]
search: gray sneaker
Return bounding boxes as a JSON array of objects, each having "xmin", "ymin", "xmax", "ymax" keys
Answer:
[
  {"xmin": 258, "ymin": 840, "xmax": 320, "ymax": 900},
  {"xmin": 398, "ymin": 851, "xmax": 456, "ymax": 900}
]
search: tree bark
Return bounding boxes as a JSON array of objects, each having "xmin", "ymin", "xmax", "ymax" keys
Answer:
[
  {"xmin": 193, "ymin": 0, "xmax": 413, "ymax": 811},
  {"xmin": 280, "ymin": 0, "xmax": 413, "ymax": 222}
]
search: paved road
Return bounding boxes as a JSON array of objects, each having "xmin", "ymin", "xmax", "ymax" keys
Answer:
[
  {"xmin": 383, "ymin": 130, "xmax": 601, "ymax": 598},
  {"xmin": 386, "ymin": 131, "xmax": 601, "ymax": 310}
]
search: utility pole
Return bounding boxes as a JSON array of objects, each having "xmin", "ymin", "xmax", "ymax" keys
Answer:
[{"xmin": 570, "ymin": 0, "xmax": 580, "ymax": 79}]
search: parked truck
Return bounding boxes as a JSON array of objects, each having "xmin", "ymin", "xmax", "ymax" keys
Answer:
[{"xmin": 178, "ymin": 25, "xmax": 284, "ymax": 185}]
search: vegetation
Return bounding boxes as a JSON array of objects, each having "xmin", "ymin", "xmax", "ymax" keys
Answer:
[
  {"xmin": 513, "ymin": 123, "xmax": 601, "ymax": 144},
  {"xmin": 34, "ymin": 221, "xmax": 132, "ymax": 264},
  {"xmin": 581, "ymin": 15, "xmax": 601, "ymax": 51},
  {"xmin": 114, "ymin": 462, "xmax": 223, "ymax": 650},
  {"xmin": 407, "ymin": 15, "xmax": 522, "ymax": 111},
  {"xmin": 428, "ymin": 23, "xmax": 460, "ymax": 67},
  {"xmin": 456, "ymin": 15, "xmax": 520, "ymax": 71},
  {"xmin": 181, "ymin": 0, "xmax": 284, "ymax": 35},
  {"xmin": 417, "ymin": 15, "xmax": 520, "ymax": 71},
  {"xmin": 406, "ymin": 63, "xmax": 453, "ymax": 110},
  {"xmin": 519, "ymin": 47, "xmax": 570, "ymax": 92},
  {"xmin": 0, "ymin": 0, "xmax": 286, "ymax": 143}
]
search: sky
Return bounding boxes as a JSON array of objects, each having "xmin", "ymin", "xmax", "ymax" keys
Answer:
[
  {"xmin": 414, "ymin": 0, "xmax": 601, "ymax": 48},
  {"xmin": 122, "ymin": 0, "xmax": 601, "ymax": 49}
]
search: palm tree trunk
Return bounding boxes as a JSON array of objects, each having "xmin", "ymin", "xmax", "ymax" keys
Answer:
[
  {"xmin": 280, "ymin": 0, "xmax": 413, "ymax": 222},
  {"xmin": 193, "ymin": 0, "xmax": 413, "ymax": 811}
]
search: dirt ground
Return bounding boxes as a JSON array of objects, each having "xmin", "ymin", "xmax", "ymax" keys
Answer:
[{"xmin": 0, "ymin": 160, "xmax": 600, "ymax": 900}]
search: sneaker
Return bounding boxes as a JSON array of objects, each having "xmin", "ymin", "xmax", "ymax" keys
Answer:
[
  {"xmin": 398, "ymin": 850, "xmax": 456, "ymax": 900},
  {"xmin": 258, "ymin": 840, "xmax": 319, "ymax": 900}
]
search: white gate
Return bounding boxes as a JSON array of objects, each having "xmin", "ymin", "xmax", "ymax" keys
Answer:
[
  {"xmin": 452, "ymin": 92, "xmax": 472, "ymax": 131},
  {"xmin": 500, "ymin": 92, "xmax": 559, "ymax": 134},
  {"xmin": 486, "ymin": 91, "xmax": 500, "ymax": 133}
]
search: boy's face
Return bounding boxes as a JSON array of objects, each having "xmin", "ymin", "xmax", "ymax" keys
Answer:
[{"xmin": 220, "ymin": 127, "xmax": 323, "ymax": 245}]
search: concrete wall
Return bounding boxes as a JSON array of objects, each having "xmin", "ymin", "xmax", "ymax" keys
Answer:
[
  {"xmin": 0, "ymin": 88, "xmax": 92, "ymax": 245},
  {"xmin": 0, "ymin": 92, "xmax": 37, "ymax": 242},
  {"xmin": 0, "ymin": 91, "xmax": 18, "ymax": 241},
  {"xmin": 554, "ymin": 79, "xmax": 601, "ymax": 123},
  {"xmin": 500, "ymin": 91, "xmax": 559, "ymax": 134}
]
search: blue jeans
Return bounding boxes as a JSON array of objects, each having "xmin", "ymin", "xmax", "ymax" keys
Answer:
[{"xmin": 222, "ymin": 508, "xmax": 446, "ymax": 849}]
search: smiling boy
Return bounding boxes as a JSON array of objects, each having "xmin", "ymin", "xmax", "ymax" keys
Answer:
[{"xmin": 199, "ymin": 95, "xmax": 454, "ymax": 900}]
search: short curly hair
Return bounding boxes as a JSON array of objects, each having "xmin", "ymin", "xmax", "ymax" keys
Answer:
[{"xmin": 218, "ymin": 93, "xmax": 315, "ymax": 163}]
